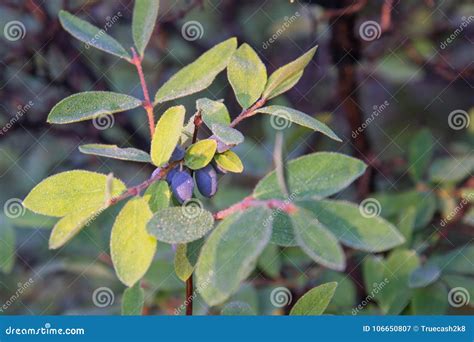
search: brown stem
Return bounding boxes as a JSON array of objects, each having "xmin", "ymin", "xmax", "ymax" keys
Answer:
[
  {"xmin": 214, "ymin": 196, "xmax": 298, "ymax": 221},
  {"xmin": 131, "ymin": 47, "xmax": 155, "ymax": 137},
  {"xmin": 229, "ymin": 98, "xmax": 267, "ymax": 127},
  {"xmin": 185, "ymin": 276, "xmax": 193, "ymax": 315}
]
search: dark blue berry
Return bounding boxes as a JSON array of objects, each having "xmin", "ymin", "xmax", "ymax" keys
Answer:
[
  {"xmin": 195, "ymin": 165, "xmax": 218, "ymax": 198},
  {"xmin": 166, "ymin": 166, "xmax": 179, "ymax": 184},
  {"xmin": 171, "ymin": 170, "xmax": 194, "ymax": 203},
  {"xmin": 170, "ymin": 145, "xmax": 185, "ymax": 162},
  {"xmin": 212, "ymin": 161, "xmax": 227, "ymax": 175}
]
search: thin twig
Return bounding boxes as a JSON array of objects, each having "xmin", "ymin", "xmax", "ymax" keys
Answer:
[
  {"xmin": 229, "ymin": 98, "xmax": 267, "ymax": 127},
  {"xmin": 131, "ymin": 47, "xmax": 155, "ymax": 137}
]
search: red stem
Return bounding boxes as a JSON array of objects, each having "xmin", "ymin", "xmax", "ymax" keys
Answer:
[
  {"xmin": 214, "ymin": 196, "xmax": 298, "ymax": 220},
  {"xmin": 131, "ymin": 48, "xmax": 155, "ymax": 137}
]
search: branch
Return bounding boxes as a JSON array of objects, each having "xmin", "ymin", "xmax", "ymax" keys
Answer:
[
  {"xmin": 214, "ymin": 196, "xmax": 298, "ymax": 221},
  {"xmin": 230, "ymin": 98, "xmax": 266, "ymax": 127},
  {"xmin": 131, "ymin": 48, "xmax": 155, "ymax": 138}
]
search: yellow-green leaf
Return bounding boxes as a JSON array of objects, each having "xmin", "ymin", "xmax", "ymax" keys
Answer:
[
  {"xmin": 23, "ymin": 170, "xmax": 126, "ymax": 217},
  {"xmin": 151, "ymin": 106, "xmax": 185, "ymax": 166},
  {"xmin": 154, "ymin": 38, "xmax": 237, "ymax": 104},
  {"xmin": 47, "ymin": 91, "xmax": 142, "ymax": 124},
  {"xmin": 143, "ymin": 180, "xmax": 171, "ymax": 212},
  {"xmin": 214, "ymin": 150, "xmax": 243, "ymax": 173},
  {"xmin": 132, "ymin": 0, "xmax": 159, "ymax": 56},
  {"xmin": 227, "ymin": 43, "xmax": 267, "ymax": 109},
  {"xmin": 262, "ymin": 46, "xmax": 317, "ymax": 100},
  {"xmin": 111, "ymin": 197, "xmax": 156, "ymax": 287},
  {"xmin": 197, "ymin": 98, "xmax": 230, "ymax": 126},
  {"xmin": 290, "ymin": 282, "xmax": 338, "ymax": 315},
  {"xmin": 59, "ymin": 11, "xmax": 131, "ymax": 60},
  {"xmin": 184, "ymin": 139, "xmax": 217, "ymax": 170}
]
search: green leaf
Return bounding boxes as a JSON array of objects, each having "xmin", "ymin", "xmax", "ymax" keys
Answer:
[
  {"xmin": 227, "ymin": 43, "xmax": 267, "ymax": 109},
  {"xmin": 397, "ymin": 206, "xmax": 417, "ymax": 248},
  {"xmin": 429, "ymin": 155, "xmax": 474, "ymax": 184},
  {"xmin": 297, "ymin": 200, "xmax": 405, "ymax": 252},
  {"xmin": 0, "ymin": 219, "xmax": 15, "ymax": 273},
  {"xmin": 270, "ymin": 211, "xmax": 297, "ymax": 246},
  {"xmin": 291, "ymin": 208, "xmax": 345, "ymax": 271},
  {"xmin": 221, "ymin": 301, "xmax": 256, "ymax": 315},
  {"xmin": 174, "ymin": 239, "xmax": 204, "ymax": 282},
  {"xmin": 257, "ymin": 244, "xmax": 281, "ymax": 278},
  {"xmin": 184, "ymin": 139, "xmax": 217, "ymax": 170},
  {"xmin": 111, "ymin": 197, "xmax": 156, "ymax": 287},
  {"xmin": 409, "ymin": 264, "xmax": 441, "ymax": 288},
  {"xmin": 290, "ymin": 282, "xmax": 337, "ymax": 315},
  {"xmin": 408, "ymin": 129, "xmax": 434, "ymax": 183},
  {"xmin": 122, "ymin": 282, "xmax": 145, "ymax": 315},
  {"xmin": 79, "ymin": 144, "xmax": 151, "ymax": 163},
  {"xmin": 132, "ymin": 0, "xmax": 159, "ymax": 56},
  {"xmin": 211, "ymin": 124, "xmax": 244, "ymax": 146},
  {"xmin": 154, "ymin": 38, "xmax": 237, "ymax": 104},
  {"xmin": 151, "ymin": 105, "xmax": 185, "ymax": 166},
  {"xmin": 253, "ymin": 152, "xmax": 366, "ymax": 200},
  {"xmin": 196, "ymin": 207, "xmax": 272, "ymax": 306},
  {"xmin": 431, "ymin": 245, "xmax": 474, "ymax": 276},
  {"xmin": 412, "ymin": 282, "xmax": 448, "ymax": 315},
  {"xmin": 378, "ymin": 249, "xmax": 420, "ymax": 314},
  {"xmin": 442, "ymin": 274, "xmax": 474, "ymax": 306},
  {"xmin": 47, "ymin": 91, "xmax": 142, "ymax": 124},
  {"xmin": 147, "ymin": 207, "xmax": 214, "ymax": 244},
  {"xmin": 214, "ymin": 150, "xmax": 244, "ymax": 173},
  {"xmin": 49, "ymin": 205, "xmax": 104, "ymax": 249},
  {"xmin": 197, "ymin": 98, "xmax": 230, "ymax": 126},
  {"xmin": 58, "ymin": 10, "xmax": 131, "ymax": 60},
  {"xmin": 143, "ymin": 181, "xmax": 171, "ymax": 212},
  {"xmin": 256, "ymin": 106, "xmax": 341, "ymax": 142},
  {"xmin": 362, "ymin": 255, "xmax": 385, "ymax": 296},
  {"xmin": 262, "ymin": 46, "xmax": 317, "ymax": 99},
  {"xmin": 23, "ymin": 170, "xmax": 126, "ymax": 217}
]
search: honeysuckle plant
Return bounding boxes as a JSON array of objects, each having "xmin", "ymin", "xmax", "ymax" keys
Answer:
[{"xmin": 22, "ymin": 0, "xmax": 405, "ymax": 315}]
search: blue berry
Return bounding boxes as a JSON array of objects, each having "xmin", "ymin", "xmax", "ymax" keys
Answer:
[
  {"xmin": 166, "ymin": 166, "xmax": 179, "ymax": 184},
  {"xmin": 170, "ymin": 145, "xmax": 185, "ymax": 162},
  {"xmin": 195, "ymin": 165, "xmax": 218, "ymax": 198},
  {"xmin": 171, "ymin": 170, "xmax": 194, "ymax": 203},
  {"xmin": 150, "ymin": 167, "xmax": 161, "ymax": 179}
]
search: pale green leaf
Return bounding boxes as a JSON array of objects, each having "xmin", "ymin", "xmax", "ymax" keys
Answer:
[
  {"xmin": 210, "ymin": 124, "xmax": 244, "ymax": 146},
  {"xmin": 214, "ymin": 150, "xmax": 244, "ymax": 173},
  {"xmin": 147, "ymin": 207, "xmax": 214, "ymax": 244},
  {"xmin": 262, "ymin": 46, "xmax": 317, "ymax": 99},
  {"xmin": 291, "ymin": 208, "xmax": 345, "ymax": 271},
  {"xmin": 132, "ymin": 0, "xmax": 159, "ymax": 56},
  {"xmin": 412, "ymin": 283, "xmax": 448, "ymax": 315},
  {"xmin": 154, "ymin": 38, "xmax": 237, "ymax": 104},
  {"xmin": 253, "ymin": 152, "xmax": 366, "ymax": 200},
  {"xmin": 290, "ymin": 282, "xmax": 337, "ymax": 315},
  {"xmin": 143, "ymin": 180, "xmax": 171, "ymax": 212},
  {"xmin": 297, "ymin": 200, "xmax": 405, "ymax": 252},
  {"xmin": 196, "ymin": 207, "xmax": 272, "ymax": 306},
  {"xmin": 23, "ymin": 170, "xmax": 126, "ymax": 217},
  {"xmin": 122, "ymin": 282, "xmax": 145, "ymax": 315},
  {"xmin": 197, "ymin": 98, "xmax": 230, "ymax": 126},
  {"xmin": 79, "ymin": 144, "xmax": 151, "ymax": 163},
  {"xmin": 184, "ymin": 139, "xmax": 217, "ymax": 170},
  {"xmin": 257, "ymin": 106, "xmax": 341, "ymax": 142},
  {"xmin": 0, "ymin": 219, "xmax": 15, "ymax": 273},
  {"xmin": 151, "ymin": 105, "xmax": 185, "ymax": 166},
  {"xmin": 59, "ymin": 10, "xmax": 131, "ymax": 60},
  {"xmin": 47, "ymin": 91, "xmax": 141, "ymax": 124},
  {"xmin": 429, "ymin": 155, "xmax": 474, "ymax": 184},
  {"xmin": 111, "ymin": 197, "xmax": 156, "ymax": 287},
  {"xmin": 270, "ymin": 211, "xmax": 297, "ymax": 246},
  {"xmin": 257, "ymin": 244, "xmax": 281, "ymax": 278},
  {"xmin": 408, "ymin": 128, "xmax": 434, "ymax": 183},
  {"xmin": 227, "ymin": 43, "xmax": 267, "ymax": 109}
]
